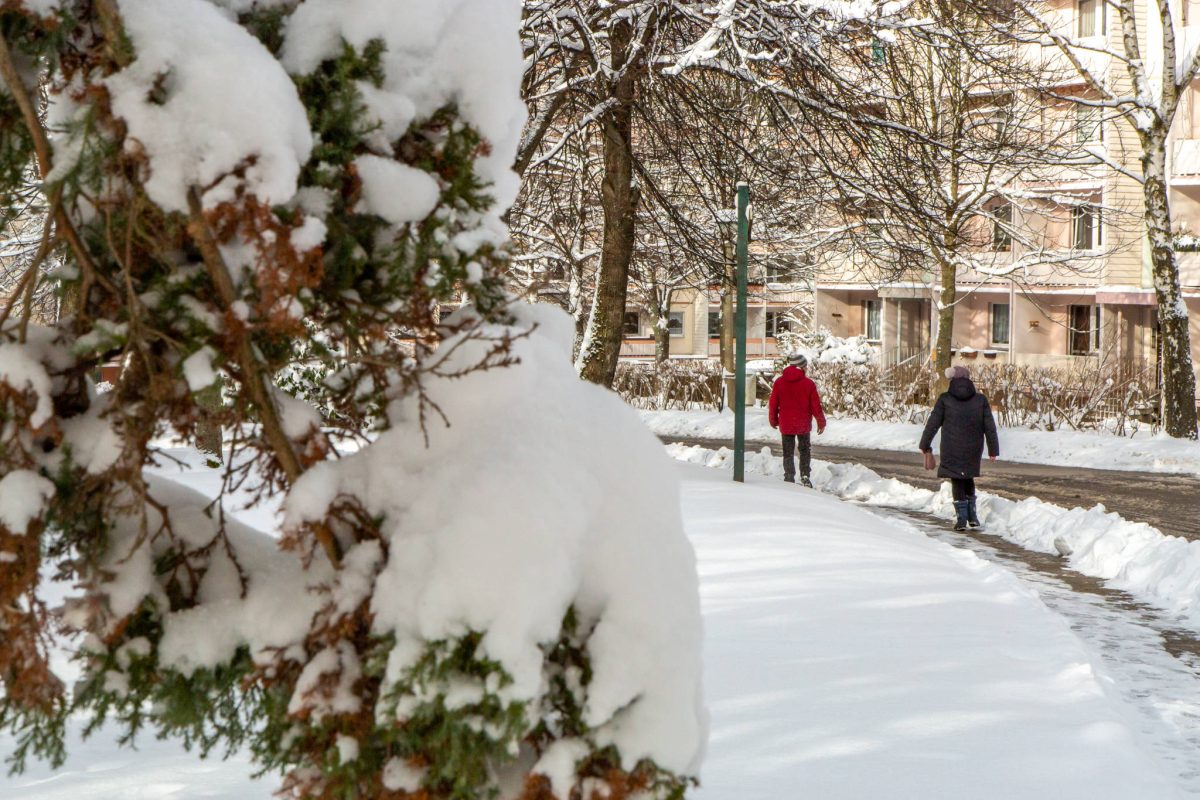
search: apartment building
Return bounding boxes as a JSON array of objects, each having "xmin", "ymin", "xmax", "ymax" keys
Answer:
[
  {"xmin": 617, "ymin": 267, "xmax": 811, "ymax": 362},
  {"xmin": 815, "ymin": 0, "xmax": 1200, "ymax": 386}
]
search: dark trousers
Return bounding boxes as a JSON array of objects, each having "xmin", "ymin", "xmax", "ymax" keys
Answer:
[
  {"xmin": 950, "ymin": 478, "xmax": 976, "ymax": 501},
  {"xmin": 782, "ymin": 433, "xmax": 811, "ymax": 481}
]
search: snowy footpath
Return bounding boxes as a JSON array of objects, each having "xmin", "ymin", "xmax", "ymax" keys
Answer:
[
  {"xmin": 684, "ymin": 464, "xmax": 1180, "ymax": 799},
  {"xmin": 0, "ymin": 452, "xmax": 1184, "ymax": 798},
  {"xmin": 644, "ymin": 407, "xmax": 1200, "ymax": 476}
]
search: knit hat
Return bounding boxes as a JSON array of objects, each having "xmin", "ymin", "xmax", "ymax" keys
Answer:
[
  {"xmin": 787, "ymin": 352, "xmax": 808, "ymax": 368},
  {"xmin": 944, "ymin": 365, "xmax": 970, "ymax": 380}
]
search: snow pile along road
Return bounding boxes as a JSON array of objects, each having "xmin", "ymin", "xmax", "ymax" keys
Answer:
[
  {"xmin": 645, "ymin": 408, "xmax": 1200, "ymax": 476},
  {"xmin": 682, "ymin": 464, "xmax": 1180, "ymax": 799},
  {"xmin": 668, "ymin": 444, "xmax": 1200, "ymax": 636}
]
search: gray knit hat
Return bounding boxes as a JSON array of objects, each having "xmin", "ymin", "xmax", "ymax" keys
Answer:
[
  {"xmin": 944, "ymin": 365, "xmax": 970, "ymax": 380},
  {"xmin": 787, "ymin": 352, "xmax": 808, "ymax": 368}
]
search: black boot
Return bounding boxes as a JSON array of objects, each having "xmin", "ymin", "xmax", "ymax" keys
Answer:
[
  {"xmin": 967, "ymin": 496, "xmax": 981, "ymax": 529},
  {"xmin": 953, "ymin": 500, "xmax": 969, "ymax": 531}
]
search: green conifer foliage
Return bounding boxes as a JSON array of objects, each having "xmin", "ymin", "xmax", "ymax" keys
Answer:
[{"xmin": 0, "ymin": 4, "xmax": 696, "ymax": 799}]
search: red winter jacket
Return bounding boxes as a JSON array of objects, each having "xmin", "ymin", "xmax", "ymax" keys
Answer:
[{"xmin": 768, "ymin": 366, "xmax": 826, "ymax": 435}]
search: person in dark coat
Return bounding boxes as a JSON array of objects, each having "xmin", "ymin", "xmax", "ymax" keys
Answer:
[
  {"xmin": 769, "ymin": 352, "xmax": 826, "ymax": 487},
  {"xmin": 918, "ymin": 365, "xmax": 999, "ymax": 531}
]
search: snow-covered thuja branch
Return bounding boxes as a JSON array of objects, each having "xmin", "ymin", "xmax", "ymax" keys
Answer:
[{"xmin": 0, "ymin": 3, "xmax": 704, "ymax": 800}]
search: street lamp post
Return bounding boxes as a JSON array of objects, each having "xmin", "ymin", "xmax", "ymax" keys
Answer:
[{"xmin": 733, "ymin": 183, "xmax": 750, "ymax": 483}]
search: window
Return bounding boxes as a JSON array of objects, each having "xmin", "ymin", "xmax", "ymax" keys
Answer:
[
  {"xmin": 1187, "ymin": 0, "xmax": 1200, "ymax": 25},
  {"xmin": 1068, "ymin": 304, "xmax": 1101, "ymax": 355},
  {"xmin": 992, "ymin": 203, "xmax": 1012, "ymax": 252},
  {"xmin": 766, "ymin": 311, "xmax": 792, "ymax": 338},
  {"xmin": 1075, "ymin": 103, "xmax": 1102, "ymax": 144},
  {"xmin": 667, "ymin": 310, "xmax": 685, "ymax": 337},
  {"xmin": 708, "ymin": 310, "xmax": 721, "ymax": 337},
  {"xmin": 1072, "ymin": 205, "xmax": 1100, "ymax": 250},
  {"xmin": 863, "ymin": 299, "xmax": 882, "ymax": 341},
  {"xmin": 981, "ymin": 0, "xmax": 1017, "ymax": 40},
  {"xmin": 1078, "ymin": 0, "xmax": 1104, "ymax": 37},
  {"xmin": 622, "ymin": 311, "xmax": 640, "ymax": 336},
  {"xmin": 766, "ymin": 262, "xmax": 789, "ymax": 283},
  {"xmin": 990, "ymin": 303, "xmax": 1011, "ymax": 346}
]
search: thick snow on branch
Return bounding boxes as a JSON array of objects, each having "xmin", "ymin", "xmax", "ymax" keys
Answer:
[
  {"xmin": 282, "ymin": 302, "xmax": 707, "ymax": 775},
  {"xmin": 106, "ymin": 0, "xmax": 312, "ymax": 212},
  {"xmin": 282, "ymin": 0, "xmax": 526, "ymax": 224}
]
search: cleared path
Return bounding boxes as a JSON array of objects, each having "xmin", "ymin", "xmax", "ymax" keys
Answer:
[{"xmin": 660, "ymin": 435, "xmax": 1200, "ymax": 539}]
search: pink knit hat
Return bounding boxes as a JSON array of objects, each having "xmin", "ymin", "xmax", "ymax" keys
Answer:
[{"xmin": 944, "ymin": 365, "xmax": 970, "ymax": 380}]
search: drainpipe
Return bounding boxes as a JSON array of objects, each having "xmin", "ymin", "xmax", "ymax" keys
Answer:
[{"xmin": 1009, "ymin": 278, "xmax": 1016, "ymax": 366}]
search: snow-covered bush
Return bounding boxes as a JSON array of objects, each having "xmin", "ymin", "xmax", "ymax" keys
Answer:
[
  {"xmin": 0, "ymin": 2, "xmax": 703, "ymax": 798},
  {"xmin": 614, "ymin": 360, "xmax": 723, "ymax": 410},
  {"xmin": 784, "ymin": 328, "xmax": 878, "ymax": 367}
]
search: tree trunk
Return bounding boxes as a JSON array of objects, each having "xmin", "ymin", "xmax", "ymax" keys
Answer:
[
  {"xmin": 718, "ymin": 240, "xmax": 735, "ymax": 408},
  {"xmin": 576, "ymin": 20, "xmax": 638, "ymax": 388},
  {"xmin": 653, "ymin": 311, "xmax": 670, "ymax": 367},
  {"xmin": 932, "ymin": 257, "xmax": 956, "ymax": 397},
  {"xmin": 195, "ymin": 380, "xmax": 224, "ymax": 465},
  {"xmin": 568, "ymin": 259, "xmax": 588, "ymax": 360},
  {"xmin": 1143, "ymin": 128, "xmax": 1198, "ymax": 438}
]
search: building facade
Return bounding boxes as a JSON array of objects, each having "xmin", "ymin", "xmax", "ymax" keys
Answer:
[{"xmin": 815, "ymin": 0, "xmax": 1199, "ymax": 389}]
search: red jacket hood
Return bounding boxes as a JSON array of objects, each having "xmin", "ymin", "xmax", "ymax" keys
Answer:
[{"xmin": 779, "ymin": 365, "xmax": 807, "ymax": 382}]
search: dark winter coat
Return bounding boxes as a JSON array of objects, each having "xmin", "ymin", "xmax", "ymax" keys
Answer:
[
  {"xmin": 918, "ymin": 377, "xmax": 999, "ymax": 479},
  {"xmin": 769, "ymin": 366, "xmax": 826, "ymax": 435}
]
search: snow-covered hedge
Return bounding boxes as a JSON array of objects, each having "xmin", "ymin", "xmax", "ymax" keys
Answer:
[
  {"xmin": 615, "ymin": 360, "xmax": 723, "ymax": 410},
  {"xmin": 776, "ymin": 327, "xmax": 878, "ymax": 366}
]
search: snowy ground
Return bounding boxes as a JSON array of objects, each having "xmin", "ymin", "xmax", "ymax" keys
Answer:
[
  {"xmin": 644, "ymin": 408, "xmax": 1200, "ymax": 476},
  {"xmin": 1, "ymin": 447, "xmax": 1188, "ymax": 797},
  {"xmin": 671, "ymin": 444, "xmax": 1200, "ymax": 638},
  {"xmin": 685, "ymin": 464, "xmax": 1179, "ymax": 799}
]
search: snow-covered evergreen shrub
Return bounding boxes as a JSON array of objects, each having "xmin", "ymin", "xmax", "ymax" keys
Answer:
[{"xmin": 0, "ymin": 2, "xmax": 704, "ymax": 798}]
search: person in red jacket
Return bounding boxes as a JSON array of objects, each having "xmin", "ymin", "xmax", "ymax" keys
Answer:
[{"xmin": 768, "ymin": 352, "xmax": 826, "ymax": 487}]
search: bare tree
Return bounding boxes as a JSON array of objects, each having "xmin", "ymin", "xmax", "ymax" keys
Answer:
[
  {"xmin": 990, "ymin": 0, "xmax": 1200, "ymax": 436},
  {"xmin": 517, "ymin": 0, "xmax": 910, "ymax": 388},
  {"xmin": 770, "ymin": 1, "xmax": 1097, "ymax": 379}
]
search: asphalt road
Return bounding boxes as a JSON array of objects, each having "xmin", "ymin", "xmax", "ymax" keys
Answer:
[{"xmin": 661, "ymin": 434, "xmax": 1200, "ymax": 539}]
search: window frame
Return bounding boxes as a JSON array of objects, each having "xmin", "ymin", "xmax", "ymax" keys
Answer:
[
  {"xmin": 1068, "ymin": 303, "xmax": 1100, "ymax": 355},
  {"xmin": 667, "ymin": 310, "xmax": 686, "ymax": 338},
  {"xmin": 1075, "ymin": 102, "xmax": 1103, "ymax": 144},
  {"xmin": 1072, "ymin": 204, "xmax": 1100, "ymax": 250},
  {"xmin": 863, "ymin": 299, "xmax": 882, "ymax": 342},
  {"xmin": 766, "ymin": 310, "xmax": 792, "ymax": 339},
  {"xmin": 992, "ymin": 203, "xmax": 1013, "ymax": 252},
  {"xmin": 1077, "ymin": 0, "xmax": 1104, "ymax": 37},
  {"xmin": 990, "ymin": 302, "xmax": 1011, "ymax": 346},
  {"xmin": 622, "ymin": 311, "xmax": 642, "ymax": 337}
]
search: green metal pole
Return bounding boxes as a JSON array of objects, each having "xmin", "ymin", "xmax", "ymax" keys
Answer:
[{"xmin": 733, "ymin": 182, "xmax": 750, "ymax": 483}]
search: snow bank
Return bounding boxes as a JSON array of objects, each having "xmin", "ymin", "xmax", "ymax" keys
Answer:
[
  {"xmin": 683, "ymin": 464, "xmax": 1180, "ymax": 799},
  {"xmin": 668, "ymin": 443, "xmax": 1200, "ymax": 637},
  {"xmin": 278, "ymin": 302, "xmax": 706, "ymax": 777},
  {"xmin": 645, "ymin": 408, "xmax": 1200, "ymax": 477}
]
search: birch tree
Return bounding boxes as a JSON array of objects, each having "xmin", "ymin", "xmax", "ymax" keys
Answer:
[{"xmin": 997, "ymin": 0, "xmax": 1200, "ymax": 437}]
